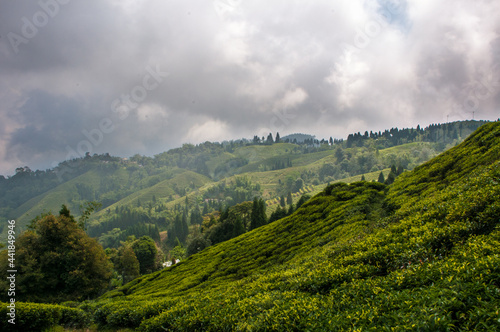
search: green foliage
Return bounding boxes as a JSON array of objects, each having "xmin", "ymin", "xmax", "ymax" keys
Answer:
[
  {"xmin": 187, "ymin": 236, "xmax": 212, "ymax": 257},
  {"xmin": 78, "ymin": 200, "xmax": 102, "ymax": 230},
  {"xmin": 76, "ymin": 122, "xmax": 500, "ymax": 331},
  {"xmin": 0, "ymin": 301, "xmax": 89, "ymax": 331},
  {"xmin": 0, "ymin": 207, "xmax": 113, "ymax": 303},
  {"xmin": 378, "ymin": 171, "xmax": 385, "ymax": 183},
  {"xmin": 2, "ymin": 121, "xmax": 498, "ymax": 329},
  {"xmin": 170, "ymin": 244, "xmax": 186, "ymax": 261},
  {"xmin": 132, "ymin": 236, "xmax": 158, "ymax": 275},
  {"xmin": 250, "ymin": 197, "xmax": 267, "ymax": 230},
  {"xmin": 120, "ymin": 246, "xmax": 141, "ymax": 283}
]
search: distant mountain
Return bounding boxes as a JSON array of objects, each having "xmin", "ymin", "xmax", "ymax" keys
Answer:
[{"xmin": 280, "ymin": 133, "xmax": 316, "ymax": 143}]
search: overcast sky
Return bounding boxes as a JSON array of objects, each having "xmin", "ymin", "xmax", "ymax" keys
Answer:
[{"xmin": 0, "ymin": 0, "xmax": 499, "ymax": 175}]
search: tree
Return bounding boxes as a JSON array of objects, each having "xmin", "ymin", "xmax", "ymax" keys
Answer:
[
  {"xmin": 59, "ymin": 204, "xmax": 74, "ymax": 221},
  {"xmin": 250, "ymin": 197, "xmax": 267, "ymax": 230},
  {"xmin": 385, "ymin": 171, "xmax": 396, "ymax": 185},
  {"xmin": 280, "ymin": 195, "xmax": 286, "ymax": 207},
  {"xmin": 190, "ymin": 206, "xmax": 203, "ymax": 225},
  {"xmin": 233, "ymin": 215, "xmax": 245, "ymax": 237},
  {"xmin": 275, "ymin": 132, "xmax": 281, "ymax": 143},
  {"xmin": 335, "ymin": 147, "xmax": 345, "ymax": 162},
  {"xmin": 0, "ymin": 207, "xmax": 112, "ymax": 302},
  {"xmin": 120, "ymin": 246, "xmax": 140, "ymax": 283},
  {"xmin": 79, "ymin": 201, "xmax": 102, "ymax": 231},
  {"xmin": 296, "ymin": 194, "xmax": 311, "ymax": 209},
  {"xmin": 286, "ymin": 192, "xmax": 293, "ymax": 206},
  {"xmin": 293, "ymin": 178, "xmax": 304, "ymax": 192},
  {"xmin": 378, "ymin": 172, "xmax": 385, "ymax": 183},
  {"xmin": 266, "ymin": 133, "xmax": 274, "ymax": 144},
  {"xmin": 269, "ymin": 206, "xmax": 288, "ymax": 223},
  {"xmin": 187, "ymin": 236, "xmax": 211, "ymax": 257},
  {"xmin": 132, "ymin": 236, "xmax": 158, "ymax": 274}
]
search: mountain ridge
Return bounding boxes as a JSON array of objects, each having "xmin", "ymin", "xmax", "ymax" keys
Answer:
[{"xmin": 0, "ymin": 120, "xmax": 489, "ymax": 244}]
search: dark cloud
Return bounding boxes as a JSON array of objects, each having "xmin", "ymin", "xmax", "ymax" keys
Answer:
[{"xmin": 0, "ymin": 0, "xmax": 499, "ymax": 175}]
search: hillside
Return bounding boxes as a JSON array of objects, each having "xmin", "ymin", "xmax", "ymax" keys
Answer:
[
  {"xmin": 0, "ymin": 121, "xmax": 488, "ymax": 246},
  {"xmin": 59, "ymin": 121, "xmax": 500, "ymax": 330}
]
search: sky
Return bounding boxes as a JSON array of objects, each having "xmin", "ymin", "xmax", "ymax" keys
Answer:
[{"xmin": 0, "ymin": 0, "xmax": 499, "ymax": 176}]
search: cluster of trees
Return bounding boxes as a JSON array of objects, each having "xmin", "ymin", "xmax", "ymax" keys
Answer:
[
  {"xmin": 0, "ymin": 205, "xmax": 113, "ymax": 302},
  {"xmin": 269, "ymin": 194, "xmax": 311, "ymax": 223},
  {"xmin": 185, "ymin": 197, "xmax": 267, "ymax": 257},
  {"xmin": 88, "ymin": 207, "xmax": 163, "ymax": 242},
  {"xmin": 99, "ymin": 223, "xmax": 161, "ymax": 249},
  {"xmin": 202, "ymin": 177, "xmax": 260, "ymax": 207},
  {"xmin": 252, "ymin": 132, "xmax": 281, "ymax": 145},
  {"xmin": 0, "ymin": 204, "xmax": 163, "ymax": 303},
  {"xmin": 271, "ymin": 158, "xmax": 293, "ymax": 171},
  {"xmin": 345, "ymin": 121, "xmax": 486, "ymax": 149},
  {"xmin": 106, "ymin": 235, "xmax": 159, "ymax": 284},
  {"xmin": 377, "ymin": 165, "xmax": 404, "ymax": 185}
]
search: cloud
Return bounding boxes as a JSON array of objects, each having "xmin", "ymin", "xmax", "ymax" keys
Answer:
[
  {"xmin": 0, "ymin": 0, "xmax": 499, "ymax": 175},
  {"xmin": 184, "ymin": 119, "xmax": 230, "ymax": 144}
]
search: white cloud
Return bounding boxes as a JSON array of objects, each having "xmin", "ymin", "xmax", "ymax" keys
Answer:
[{"xmin": 184, "ymin": 119, "xmax": 229, "ymax": 144}]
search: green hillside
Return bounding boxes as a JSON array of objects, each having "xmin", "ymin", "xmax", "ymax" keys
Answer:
[
  {"xmin": 60, "ymin": 121, "xmax": 500, "ymax": 330},
  {"xmin": 10, "ymin": 168, "xmax": 118, "ymax": 231},
  {"xmin": 0, "ymin": 120, "xmax": 489, "ymax": 246}
]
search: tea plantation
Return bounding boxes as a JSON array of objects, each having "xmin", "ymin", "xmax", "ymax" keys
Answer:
[{"xmin": 2, "ymin": 121, "xmax": 500, "ymax": 331}]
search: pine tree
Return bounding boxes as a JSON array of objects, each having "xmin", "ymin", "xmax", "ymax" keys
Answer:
[
  {"xmin": 385, "ymin": 171, "xmax": 396, "ymax": 185},
  {"xmin": 275, "ymin": 132, "xmax": 281, "ymax": 143},
  {"xmin": 335, "ymin": 147, "xmax": 344, "ymax": 162},
  {"xmin": 378, "ymin": 172, "xmax": 385, "ymax": 183},
  {"xmin": 266, "ymin": 133, "xmax": 274, "ymax": 144},
  {"xmin": 280, "ymin": 195, "xmax": 286, "ymax": 207},
  {"xmin": 286, "ymin": 192, "xmax": 293, "ymax": 205},
  {"xmin": 181, "ymin": 211, "xmax": 189, "ymax": 242},
  {"xmin": 250, "ymin": 198, "xmax": 267, "ymax": 230},
  {"xmin": 259, "ymin": 198, "xmax": 267, "ymax": 225},
  {"xmin": 233, "ymin": 216, "xmax": 245, "ymax": 237},
  {"xmin": 202, "ymin": 202, "xmax": 209, "ymax": 215}
]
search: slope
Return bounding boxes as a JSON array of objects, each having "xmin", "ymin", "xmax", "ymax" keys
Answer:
[
  {"xmin": 8, "ymin": 168, "xmax": 125, "ymax": 231},
  {"xmin": 82, "ymin": 121, "xmax": 500, "ymax": 331}
]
